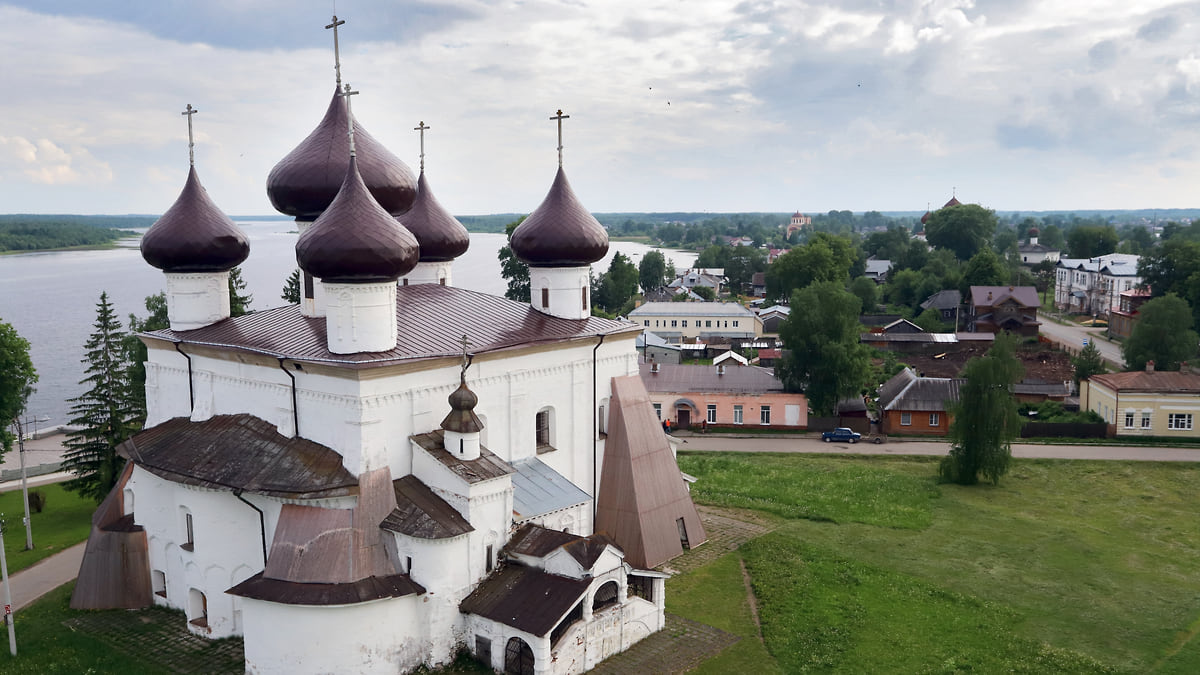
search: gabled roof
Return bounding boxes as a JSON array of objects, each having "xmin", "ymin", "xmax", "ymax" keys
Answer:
[
  {"xmin": 629, "ymin": 301, "xmax": 755, "ymax": 318},
  {"xmin": 969, "ymin": 286, "xmax": 1040, "ymax": 308},
  {"xmin": 640, "ymin": 363, "xmax": 783, "ymax": 394},
  {"xmin": 382, "ymin": 475, "xmax": 474, "ymax": 539},
  {"xmin": 511, "ymin": 458, "xmax": 591, "ymax": 521},
  {"xmin": 920, "ymin": 289, "xmax": 961, "ymax": 311},
  {"xmin": 713, "ymin": 351, "xmax": 749, "ymax": 366},
  {"xmin": 878, "ymin": 368, "xmax": 962, "ymax": 412},
  {"xmin": 228, "ymin": 572, "xmax": 424, "ymax": 606},
  {"xmin": 506, "ymin": 524, "xmax": 621, "ymax": 569},
  {"xmin": 1089, "ymin": 370, "xmax": 1200, "ymax": 394},
  {"xmin": 460, "ymin": 564, "xmax": 590, "ymax": 637},
  {"xmin": 410, "ymin": 430, "xmax": 513, "ymax": 484},
  {"xmin": 118, "ymin": 414, "xmax": 357, "ymax": 499},
  {"xmin": 865, "ymin": 259, "xmax": 893, "ymax": 275}
]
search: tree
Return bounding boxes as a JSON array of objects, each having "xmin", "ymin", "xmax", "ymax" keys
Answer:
[
  {"xmin": 1040, "ymin": 224, "xmax": 1065, "ymax": 250},
  {"xmin": 915, "ymin": 306, "xmax": 950, "ymax": 332},
  {"xmin": 1138, "ymin": 238, "xmax": 1200, "ymax": 329},
  {"xmin": 63, "ymin": 292, "xmax": 140, "ymax": 502},
  {"xmin": 849, "ymin": 276, "xmax": 879, "ymax": 312},
  {"xmin": 692, "ymin": 285, "xmax": 716, "ymax": 301},
  {"xmin": 776, "ymin": 281, "xmax": 874, "ymax": 416},
  {"xmin": 638, "ymin": 250, "xmax": 669, "ymax": 292},
  {"xmin": 939, "ymin": 332, "xmax": 1023, "ymax": 485},
  {"xmin": 725, "ymin": 246, "xmax": 767, "ymax": 296},
  {"xmin": 1122, "ymin": 293, "xmax": 1200, "ymax": 371},
  {"xmin": 924, "ymin": 204, "xmax": 998, "ymax": 260},
  {"xmin": 1071, "ymin": 341, "xmax": 1106, "ymax": 387},
  {"xmin": 765, "ymin": 232, "xmax": 858, "ymax": 302},
  {"xmin": 229, "ymin": 266, "xmax": 252, "ymax": 316},
  {"xmin": 281, "ymin": 269, "xmax": 301, "ymax": 304},
  {"xmin": 1067, "ymin": 225, "xmax": 1119, "ymax": 259},
  {"xmin": 498, "ymin": 217, "xmax": 530, "ymax": 302},
  {"xmin": 0, "ymin": 319, "xmax": 38, "ymax": 462},
  {"xmin": 594, "ymin": 252, "xmax": 639, "ymax": 313},
  {"xmin": 126, "ymin": 292, "xmax": 169, "ymax": 425},
  {"xmin": 959, "ymin": 247, "xmax": 1009, "ymax": 295}
]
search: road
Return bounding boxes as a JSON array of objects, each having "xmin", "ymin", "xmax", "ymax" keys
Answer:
[
  {"xmin": 676, "ymin": 434, "xmax": 1200, "ymax": 462},
  {"xmin": 1037, "ymin": 316, "xmax": 1123, "ymax": 367}
]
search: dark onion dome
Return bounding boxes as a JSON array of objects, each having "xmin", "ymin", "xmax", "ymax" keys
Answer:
[
  {"xmin": 396, "ymin": 172, "xmax": 470, "ymax": 262},
  {"xmin": 510, "ymin": 167, "xmax": 608, "ymax": 267},
  {"xmin": 943, "ymin": 196, "xmax": 962, "ymax": 208},
  {"xmin": 920, "ymin": 210, "xmax": 932, "ymax": 224},
  {"xmin": 267, "ymin": 88, "xmax": 417, "ymax": 219},
  {"xmin": 296, "ymin": 156, "xmax": 419, "ymax": 283},
  {"xmin": 141, "ymin": 166, "xmax": 249, "ymax": 273},
  {"xmin": 1027, "ymin": 227, "xmax": 1040, "ymax": 237},
  {"xmin": 441, "ymin": 376, "xmax": 483, "ymax": 433}
]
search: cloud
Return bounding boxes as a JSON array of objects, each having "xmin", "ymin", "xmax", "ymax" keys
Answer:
[
  {"xmin": 1136, "ymin": 15, "xmax": 1178, "ymax": 43},
  {"xmin": 1088, "ymin": 39, "xmax": 1119, "ymax": 71}
]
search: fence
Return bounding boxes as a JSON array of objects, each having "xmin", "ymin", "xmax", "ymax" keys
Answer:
[{"xmin": 1019, "ymin": 422, "xmax": 1110, "ymax": 439}]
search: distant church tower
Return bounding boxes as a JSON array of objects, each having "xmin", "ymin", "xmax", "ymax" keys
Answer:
[{"xmin": 510, "ymin": 110, "xmax": 609, "ymax": 320}]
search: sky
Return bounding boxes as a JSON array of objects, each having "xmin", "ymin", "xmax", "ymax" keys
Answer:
[{"xmin": 0, "ymin": 0, "xmax": 1198, "ymax": 216}]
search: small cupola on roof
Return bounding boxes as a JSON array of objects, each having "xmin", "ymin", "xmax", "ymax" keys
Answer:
[
  {"xmin": 397, "ymin": 121, "xmax": 470, "ymax": 287},
  {"xmin": 141, "ymin": 104, "xmax": 249, "ymax": 332},
  {"xmin": 510, "ymin": 110, "xmax": 608, "ymax": 320},
  {"xmin": 296, "ymin": 85, "xmax": 419, "ymax": 355},
  {"xmin": 440, "ymin": 341, "xmax": 483, "ymax": 460}
]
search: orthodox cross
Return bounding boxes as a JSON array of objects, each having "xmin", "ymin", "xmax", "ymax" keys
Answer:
[
  {"xmin": 341, "ymin": 84, "xmax": 359, "ymax": 155},
  {"xmin": 326, "ymin": 15, "xmax": 346, "ymax": 87},
  {"xmin": 414, "ymin": 121, "xmax": 430, "ymax": 172},
  {"xmin": 181, "ymin": 104, "xmax": 198, "ymax": 166},
  {"xmin": 550, "ymin": 109, "xmax": 570, "ymax": 167},
  {"xmin": 459, "ymin": 334, "xmax": 474, "ymax": 379}
]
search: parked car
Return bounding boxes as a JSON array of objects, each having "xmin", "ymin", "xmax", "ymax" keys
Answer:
[{"xmin": 821, "ymin": 427, "xmax": 861, "ymax": 443}]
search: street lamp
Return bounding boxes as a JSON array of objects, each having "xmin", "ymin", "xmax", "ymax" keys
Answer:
[{"xmin": 11, "ymin": 414, "xmax": 48, "ymax": 552}]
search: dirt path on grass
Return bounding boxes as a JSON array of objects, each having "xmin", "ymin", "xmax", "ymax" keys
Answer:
[{"xmin": 739, "ymin": 556, "xmax": 765, "ymax": 646}]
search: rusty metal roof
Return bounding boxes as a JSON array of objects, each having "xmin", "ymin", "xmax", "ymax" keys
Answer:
[
  {"xmin": 118, "ymin": 415, "xmax": 357, "ymax": 499},
  {"xmin": 505, "ymin": 524, "xmax": 621, "ymax": 569},
  {"xmin": 145, "ymin": 284, "xmax": 638, "ymax": 366},
  {"xmin": 382, "ymin": 475, "xmax": 473, "ymax": 539},
  {"xmin": 459, "ymin": 564, "xmax": 590, "ymax": 637},
  {"xmin": 511, "ymin": 458, "xmax": 590, "ymax": 521},
  {"xmin": 227, "ymin": 571, "xmax": 424, "ymax": 606},
  {"xmin": 639, "ymin": 362, "xmax": 784, "ymax": 394},
  {"xmin": 141, "ymin": 166, "xmax": 249, "ymax": 273},
  {"xmin": 411, "ymin": 431, "xmax": 514, "ymax": 483}
]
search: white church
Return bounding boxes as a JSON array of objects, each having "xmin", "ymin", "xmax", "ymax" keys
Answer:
[{"xmin": 71, "ymin": 19, "xmax": 706, "ymax": 675}]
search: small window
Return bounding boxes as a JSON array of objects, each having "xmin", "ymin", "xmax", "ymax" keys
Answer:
[
  {"xmin": 536, "ymin": 408, "xmax": 554, "ymax": 452},
  {"xmin": 1169, "ymin": 413, "xmax": 1193, "ymax": 430},
  {"xmin": 653, "ymin": 403, "xmax": 662, "ymax": 420},
  {"xmin": 901, "ymin": 412, "xmax": 912, "ymax": 426},
  {"xmin": 643, "ymin": 320, "xmax": 649, "ymax": 326},
  {"xmin": 733, "ymin": 405, "xmax": 743, "ymax": 425},
  {"xmin": 733, "ymin": 320, "xmax": 739, "ymax": 327},
  {"xmin": 486, "ymin": 545, "xmax": 494, "ymax": 572},
  {"xmin": 671, "ymin": 320, "xmax": 678, "ymax": 327},
  {"xmin": 929, "ymin": 413, "xmax": 940, "ymax": 427},
  {"xmin": 188, "ymin": 589, "xmax": 208, "ymax": 628},
  {"xmin": 706, "ymin": 404, "xmax": 717, "ymax": 424},
  {"xmin": 1141, "ymin": 413, "xmax": 1152, "ymax": 429},
  {"xmin": 760, "ymin": 405, "xmax": 771, "ymax": 425},
  {"xmin": 581, "ymin": 287, "xmax": 587, "ymax": 310},
  {"xmin": 682, "ymin": 320, "xmax": 688, "ymax": 327},
  {"xmin": 181, "ymin": 510, "xmax": 195, "ymax": 552},
  {"xmin": 1124, "ymin": 412, "xmax": 1135, "ymax": 429},
  {"xmin": 705, "ymin": 320, "xmax": 712, "ymax": 328},
  {"xmin": 152, "ymin": 570, "xmax": 167, "ymax": 598},
  {"xmin": 476, "ymin": 636, "xmax": 492, "ymax": 665},
  {"xmin": 598, "ymin": 404, "xmax": 607, "ymax": 434},
  {"xmin": 541, "ymin": 287, "xmax": 549, "ymax": 308},
  {"xmin": 677, "ymin": 517, "xmax": 691, "ymax": 550},
  {"xmin": 402, "ymin": 278, "xmax": 409, "ymax": 286},
  {"xmin": 406, "ymin": 556, "xmax": 413, "ymax": 574}
]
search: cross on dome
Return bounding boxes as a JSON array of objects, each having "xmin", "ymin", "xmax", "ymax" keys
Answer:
[
  {"xmin": 414, "ymin": 121, "xmax": 430, "ymax": 172},
  {"xmin": 459, "ymin": 334, "xmax": 473, "ymax": 377},
  {"xmin": 550, "ymin": 109, "xmax": 570, "ymax": 167},
  {"xmin": 341, "ymin": 83, "xmax": 360, "ymax": 156},
  {"xmin": 326, "ymin": 14, "xmax": 346, "ymax": 87},
  {"xmin": 181, "ymin": 104, "xmax": 198, "ymax": 165}
]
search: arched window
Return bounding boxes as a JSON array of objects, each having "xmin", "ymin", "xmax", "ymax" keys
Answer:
[
  {"xmin": 592, "ymin": 580, "xmax": 619, "ymax": 612},
  {"xmin": 188, "ymin": 588, "xmax": 208, "ymax": 628},
  {"xmin": 505, "ymin": 637, "xmax": 535, "ymax": 675},
  {"xmin": 180, "ymin": 506, "xmax": 195, "ymax": 552}
]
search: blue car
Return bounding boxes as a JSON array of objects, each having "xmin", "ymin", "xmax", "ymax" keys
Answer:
[{"xmin": 821, "ymin": 427, "xmax": 861, "ymax": 443}]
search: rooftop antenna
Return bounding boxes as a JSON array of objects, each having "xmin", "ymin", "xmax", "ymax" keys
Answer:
[
  {"xmin": 414, "ymin": 121, "xmax": 430, "ymax": 172},
  {"xmin": 182, "ymin": 104, "xmax": 198, "ymax": 166},
  {"xmin": 550, "ymin": 109, "xmax": 570, "ymax": 167},
  {"xmin": 341, "ymin": 83, "xmax": 359, "ymax": 156},
  {"xmin": 326, "ymin": 14, "xmax": 346, "ymax": 88}
]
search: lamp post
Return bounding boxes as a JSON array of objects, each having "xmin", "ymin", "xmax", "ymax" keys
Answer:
[
  {"xmin": 11, "ymin": 414, "xmax": 47, "ymax": 552},
  {"xmin": 0, "ymin": 515, "xmax": 15, "ymax": 655}
]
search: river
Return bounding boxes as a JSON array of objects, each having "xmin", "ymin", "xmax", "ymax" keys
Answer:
[{"xmin": 0, "ymin": 220, "xmax": 696, "ymax": 428}]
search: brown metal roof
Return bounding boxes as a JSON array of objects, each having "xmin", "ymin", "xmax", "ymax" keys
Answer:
[
  {"xmin": 411, "ymin": 431, "xmax": 514, "ymax": 483},
  {"xmin": 295, "ymin": 155, "xmax": 419, "ymax": 283},
  {"xmin": 510, "ymin": 166, "xmax": 609, "ymax": 267},
  {"xmin": 71, "ymin": 462, "xmax": 154, "ymax": 610},
  {"xmin": 227, "ymin": 572, "xmax": 424, "ymax": 606},
  {"xmin": 459, "ymin": 564, "xmax": 590, "ymax": 637},
  {"xmin": 382, "ymin": 475, "xmax": 474, "ymax": 539},
  {"xmin": 639, "ymin": 362, "xmax": 784, "ymax": 394},
  {"xmin": 141, "ymin": 165, "xmax": 250, "ymax": 273},
  {"xmin": 118, "ymin": 415, "xmax": 357, "ymax": 499},
  {"xmin": 504, "ymin": 523, "xmax": 619, "ymax": 569},
  {"xmin": 969, "ymin": 285, "xmax": 1041, "ymax": 308},
  {"xmin": 878, "ymin": 369, "xmax": 963, "ymax": 412},
  {"xmin": 562, "ymin": 534, "xmax": 619, "ymax": 569},
  {"xmin": 146, "ymin": 284, "xmax": 638, "ymax": 368},
  {"xmin": 397, "ymin": 171, "xmax": 470, "ymax": 262},
  {"xmin": 596, "ymin": 375, "xmax": 706, "ymax": 569},
  {"xmin": 1089, "ymin": 370, "xmax": 1200, "ymax": 394}
]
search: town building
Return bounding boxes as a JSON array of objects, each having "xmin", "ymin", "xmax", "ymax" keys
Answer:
[
  {"xmin": 640, "ymin": 362, "xmax": 807, "ymax": 429},
  {"xmin": 71, "ymin": 24, "xmax": 703, "ymax": 675},
  {"xmin": 667, "ymin": 268, "xmax": 725, "ymax": 296},
  {"xmin": 1017, "ymin": 227, "xmax": 1060, "ymax": 265},
  {"xmin": 864, "ymin": 258, "xmax": 893, "ymax": 283},
  {"xmin": 920, "ymin": 290, "xmax": 961, "ymax": 325},
  {"xmin": 1107, "ymin": 288, "xmax": 1151, "ymax": 340},
  {"xmin": 877, "ymin": 368, "xmax": 959, "ymax": 436},
  {"xmin": 785, "ymin": 211, "xmax": 811, "ymax": 238},
  {"xmin": 629, "ymin": 301, "xmax": 763, "ymax": 343},
  {"xmin": 1054, "ymin": 253, "xmax": 1142, "ymax": 317},
  {"xmin": 755, "ymin": 305, "xmax": 790, "ymax": 335},
  {"xmin": 968, "ymin": 286, "xmax": 1042, "ymax": 337},
  {"xmin": 1081, "ymin": 366, "xmax": 1200, "ymax": 437}
]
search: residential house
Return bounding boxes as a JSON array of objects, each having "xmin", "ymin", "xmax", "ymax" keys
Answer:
[
  {"xmin": 920, "ymin": 289, "xmax": 961, "ymax": 324},
  {"xmin": 877, "ymin": 368, "xmax": 959, "ymax": 436},
  {"xmin": 755, "ymin": 305, "xmax": 790, "ymax": 335},
  {"xmin": 1108, "ymin": 288, "xmax": 1151, "ymax": 340},
  {"xmin": 629, "ymin": 301, "xmax": 762, "ymax": 343},
  {"xmin": 1017, "ymin": 228, "xmax": 1061, "ymax": 265},
  {"xmin": 637, "ymin": 330, "xmax": 682, "ymax": 365},
  {"xmin": 667, "ymin": 268, "xmax": 725, "ymax": 296},
  {"xmin": 1081, "ymin": 365, "xmax": 1200, "ymax": 437},
  {"xmin": 1054, "ymin": 253, "xmax": 1142, "ymax": 317},
  {"xmin": 756, "ymin": 348, "xmax": 782, "ymax": 368},
  {"xmin": 969, "ymin": 285, "xmax": 1041, "ymax": 337},
  {"xmin": 713, "ymin": 351, "xmax": 749, "ymax": 367},
  {"xmin": 864, "ymin": 258, "xmax": 893, "ymax": 284},
  {"xmin": 640, "ymin": 363, "xmax": 807, "ymax": 429},
  {"xmin": 750, "ymin": 272, "xmax": 766, "ymax": 297}
]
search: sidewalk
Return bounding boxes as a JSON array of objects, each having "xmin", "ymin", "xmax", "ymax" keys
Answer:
[{"xmin": 7, "ymin": 541, "xmax": 86, "ymax": 612}]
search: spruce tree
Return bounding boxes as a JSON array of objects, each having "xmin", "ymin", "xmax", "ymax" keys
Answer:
[
  {"xmin": 229, "ymin": 266, "xmax": 253, "ymax": 316},
  {"xmin": 125, "ymin": 292, "xmax": 169, "ymax": 426},
  {"xmin": 281, "ymin": 269, "xmax": 301, "ymax": 304},
  {"xmin": 63, "ymin": 292, "xmax": 139, "ymax": 502}
]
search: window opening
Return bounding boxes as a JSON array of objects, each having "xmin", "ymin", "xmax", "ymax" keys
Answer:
[{"xmin": 677, "ymin": 517, "xmax": 691, "ymax": 550}]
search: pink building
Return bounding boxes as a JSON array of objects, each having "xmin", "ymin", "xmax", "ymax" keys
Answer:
[{"xmin": 639, "ymin": 362, "xmax": 808, "ymax": 429}]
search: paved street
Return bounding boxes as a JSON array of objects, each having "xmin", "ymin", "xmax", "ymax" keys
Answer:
[
  {"xmin": 1037, "ymin": 315, "xmax": 1123, "ymax": 367},
  {"xmin": 676, "ymin": 434, "xmax": 1200, "ymax": 462}
]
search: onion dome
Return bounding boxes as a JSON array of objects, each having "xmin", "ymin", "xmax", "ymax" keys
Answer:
[
  {"xmin": 510, "ymin": 167, "xmax": 608, "ymax": 267},
  {"xmin": 920, "ymin": 210, "xmax": 932, "ymax": 224},
  {"xmin": 441, "ymin": 375, "xmax": 483, "ymax": 434},
  {"xmin": 141, "ymin": 166, "xmax": 249, "ymax": 272},
  {"xmin": 943, "ymin": 196, "xmax": 962, "ymax": 208},
  {"xmin": 1027, "ymin": 227, "xmax": 1040, "ymax": 237},
  {"xmin": 267, "ymin": 88, "xmax": 417, "ymax": 219},
  {"xmin": 396, "ymin": 172, "xmax": 470, "ymax": 262},
  {"xmin": 296, "ymin": 156, "xmax": 419, "ymax": 283}
]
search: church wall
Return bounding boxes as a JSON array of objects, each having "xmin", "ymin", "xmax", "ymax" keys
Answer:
[
  {"xmin": 241, "ymin": 594, "xmax": 426, "ymax": 675},
  {"xmin": 552, "ymin": 595, "xmax": 663, "ymax": 674},
  {"xmin": 390, "ymin": 533, "xmax": 472, "ymax": 664},
  {"xmin": 464, "ymin": 618, "xmax": 551, "ymax": 675}
]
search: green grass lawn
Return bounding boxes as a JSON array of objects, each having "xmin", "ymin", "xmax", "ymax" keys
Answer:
[
  {"xmin": 0, "ymin": 483, "xmax": 95, "ymax": 574},
  {"xmin": 672, "ymin": 452, "xmax": 1200, "ymax": 673}
]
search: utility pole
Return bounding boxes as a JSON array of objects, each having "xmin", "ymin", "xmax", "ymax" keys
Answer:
[
  {"xmin": 11, "ymin": 418, "xmax": 32, "ymax": 551},
  {"xmin": 0, "ymin": 517, "xmax": 15, "ymax": 655}
]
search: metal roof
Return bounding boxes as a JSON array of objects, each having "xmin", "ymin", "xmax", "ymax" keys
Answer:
[
  {"xmin": 969, "ymin": 286, "xmax": 1041, "ymax": 308},
  {"xmin": 144, "ymin": 284, "xmax": 639, "ymax": 368},
  {"xmin": 629, "ymin": 302, "xmax": 756, "ymax": 318},
  {"xmin": 459, "ymin": 564, "xmax": 590, "ymax": 637},
  {"xmin": 118, "ymin": 415, "xmax": 357, "ymax": 499},
  {"xmin": 878, "ymin": 368, "xmax": 963, "ymax": 412},
  {"xmin": 1089, "ymin": 370, "xmax": 1200, "ymax": 394},
  {"xmin": 511, "ymin": 458, "xmax": 590, "ymax": 521},
  {"xmin": 382, "ymin": 475, "xmax": 474, "ymax": 539},
  {"xmin": 640, "ymin": 362, "xmax": 784, "ymax": 394},
  {"xmin": 505, "ymin": 523, "xmax": 620, "ymax": 569},
  {"xmin": 228, "ymin": 571, "xmax": 425, "ymax": 606},
  {"xmin": 920, "ymin": 289, "xmax": 961, "ymax": 311},
  {"xmin": 411, "ymin": 431, "xmax": 514, "ymax": 484}
]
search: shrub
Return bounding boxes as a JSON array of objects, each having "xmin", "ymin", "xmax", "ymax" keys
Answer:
[{"xmin": 27, "ymin": 489, "xmax": 46, "ymax": 513}]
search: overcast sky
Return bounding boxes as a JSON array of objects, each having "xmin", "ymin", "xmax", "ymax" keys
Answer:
[{"xmin": 1, "ymin": 0, "xmax": 1197, "ymax": 216}]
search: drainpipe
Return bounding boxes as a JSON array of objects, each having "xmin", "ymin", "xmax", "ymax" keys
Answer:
[
  {"xmin": 277, "ymin": 358, "xmax": 300, "ymax": 437},
  {"xmin": 592, "ymin": 334, "xmax": 606, "ymax": 525},
  {"xmin": 174, "ymin": 343, "xmax": 194, "ymax": 412},
  {"xmin": 234, "ymin": 489, "xmax": 268, "ymax": 567}
]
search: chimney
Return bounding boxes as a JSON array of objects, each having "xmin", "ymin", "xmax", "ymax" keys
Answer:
[
  {"xmin": 1146, "ymin": 360, "xmax": 1155, "ymax": 372},
  {"xmin": 717, "ymin": 364, "xmax": 726, "ymax": 376},
  {"xmin": 986, "ymin": 291, "xmax": 993, "ymax": 301},
  {"xmin": 650, "ymin": 362, "xmax": 660, "ymax": 374}
]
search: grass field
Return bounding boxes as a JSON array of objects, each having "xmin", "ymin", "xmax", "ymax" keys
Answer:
[
  {"xmin": 0, "ymin": 483, "xmax": 95, "ymax": 574},
  {"xmin": 671, "ymin": 452, "xmax": 1200, "ymax": 673}
]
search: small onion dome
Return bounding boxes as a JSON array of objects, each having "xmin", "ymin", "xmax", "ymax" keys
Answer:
[
  {"xmin": 510, "ymin": 167, "xmax": 608, "ymax": 267},
  {"xmin": 141, "ymin": 166, "xmax": 249, "ymax": 272},
  {"xmin": 396, "ymin": 172, "xmax": 470, "ymax": 262},
  {"xmin": 1027, "ymin": 227, "xmax": 1040, "ymax": 237},
  {"xmin": 920, "ymin": 210, "xmax": 932, "ymax": 225},
  {"xmin": 943, "ymin": 196, "xmax": 962, "ymax": 208},
  {"xmin": 267, "ymin": 88, "xmax": 417, "ymax": 219},
  {"xmin": 441, "ymin": 376, "xmax": 483, "ymax": 434},
  {"xmin": 296, "ymin": 156, "xmax": 419, "ymax": 283}
]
